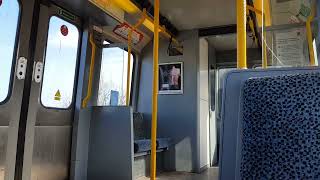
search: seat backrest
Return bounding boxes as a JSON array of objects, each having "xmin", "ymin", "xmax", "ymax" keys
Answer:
[
  {"xmin": 219, "ymin": 67, "xmax": 320, "ymax": 180},
  {"xmin": 239, "ymin": 73, "xmax": 320, "ymax": 179}
]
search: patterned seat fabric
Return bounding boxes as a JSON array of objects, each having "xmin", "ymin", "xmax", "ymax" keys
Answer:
[
  {"xmin": 241, "ymin": 73, "xmax": 320, "ymax": 179},
  {"xmin": 133, "ymin": 112, "xmax": 147, "ymax": 140}
]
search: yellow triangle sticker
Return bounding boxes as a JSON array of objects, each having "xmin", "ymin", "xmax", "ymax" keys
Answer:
[{"xmin": 54, "ymin": 90, "xmax": 61, "ymax": 101}]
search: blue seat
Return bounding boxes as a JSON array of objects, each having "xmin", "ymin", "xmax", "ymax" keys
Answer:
[{"xmin": 219, "ymin": 67, "xmax": 320, "ymax": 180}]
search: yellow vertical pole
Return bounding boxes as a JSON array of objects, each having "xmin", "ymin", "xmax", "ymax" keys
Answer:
[
  {"xmin": 237, "ymin": 0, "xmax": 247, "ymax": 69},
  {"xmin": 307, "ymin": 5, "xmax": 316, "ymax": 66},
  {"xmin": 126, "ymin": 30, "xmax": 133, "ymax": 106},
  {"xmin": 150, "ymin": 0, "xmax": 159, "ymax": 179}
]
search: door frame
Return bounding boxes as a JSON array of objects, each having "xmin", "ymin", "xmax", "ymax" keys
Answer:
[{"xmin": 17, "ymin": 3, "xmax": 82, "ymax": 180}]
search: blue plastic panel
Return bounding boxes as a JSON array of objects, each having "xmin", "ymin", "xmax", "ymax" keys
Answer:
[{"xmin": 219, "ymin": 67, "xmax": 320, "ymax": 180}]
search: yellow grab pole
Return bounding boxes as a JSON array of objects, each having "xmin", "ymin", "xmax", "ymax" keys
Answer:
[
  {"xmin": 82, "ymin": 33, "xmax": 96, "ymax": 108},
  {"xmin": 306, "ymin": 5, "xmax": 316, "ymax": 66},
  {"xmin": 126, "ymin": 30, "xmax": 133, "ymax": 106},
  {"xmin": 237, "ymin": 0, "xmax": 247, "ymax": 69},
  {"xmin": 150, "ymin": 0, "xmax": 159, "ymax": 179},
  {"xmin": 126, "ymin": 9, "xmax": 147, "ymax": 106}
]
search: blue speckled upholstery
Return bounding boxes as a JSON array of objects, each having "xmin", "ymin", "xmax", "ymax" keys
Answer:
[{"xmin": 240, "ymin": 73, "xmax": 320, "ymax": 179}]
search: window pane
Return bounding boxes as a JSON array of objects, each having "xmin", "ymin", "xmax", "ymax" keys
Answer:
[
  {"xmin": 98, "ymin": 47, "xmax": 134, "ymax": 106},
  {"xmin": 0, "ymin": 0, "xmax": 20, "ymax": 102},
  {"xmin": 41, "ymin": 16, "xmax": 79, "ymax": 108}
]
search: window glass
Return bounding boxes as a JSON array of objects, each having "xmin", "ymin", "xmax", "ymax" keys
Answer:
[
  {"xmin": 98, "ymin": 47, "xmax": 134, "ymax": 106},
  {"xmin": 41, "ymin": 16, "xmax": 79, "ymax": 108},
  {"xmin": 0, "ymin": 0, "xmax": 20, "ymax": 102}
]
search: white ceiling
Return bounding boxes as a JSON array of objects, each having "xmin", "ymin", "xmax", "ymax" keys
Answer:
[
  {"xmin": 206, "ymin": 34, "xmax": 258, "ymax": 51},
  {"xmin": 153, "ymin": 0, "xmax": 237, "ymax": 30}
]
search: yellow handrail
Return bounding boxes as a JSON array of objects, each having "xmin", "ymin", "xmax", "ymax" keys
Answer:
[
  {"xmin": 237, "ymin": 0, "xmax": 247, "ymax": 69},
  {"xmin": 110, "ymin": 0, "xmax": 182, "ymax": 54},
  {"xmin": 126, "ymin": 10, "xmax": 147, "ymax": 106},
  {"xmin": 82, "ymin": 33, "xmax": 96, "ymax": 108},
  {"xmin": 307, "ymin": 5, "xmax": 316, "ymax": 66},
  {"xmin": 150, "ymin": 0, "xmax": 159, "ymax": 179}
]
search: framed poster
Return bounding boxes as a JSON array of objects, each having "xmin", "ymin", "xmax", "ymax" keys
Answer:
[{"xmin": 159, "ymin": 62, "xmax": 183, "ymax": 94}]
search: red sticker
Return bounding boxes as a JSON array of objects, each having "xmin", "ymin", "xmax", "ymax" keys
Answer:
[
  {"xmin": 113, "ymin": 23, "xmax": 144, "ymax": 45},
  {"xmin": 60, "ymin": 25, "xmax": 68, "ymax": 36},
  {"xmin": 0, "ymin": 0, "xmax": 2, "ymax": 7}
]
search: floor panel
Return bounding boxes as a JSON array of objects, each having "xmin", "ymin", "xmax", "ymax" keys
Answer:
[{"xmin": 136, "ymin": 167, "xmax": 218, "ymax": 180}]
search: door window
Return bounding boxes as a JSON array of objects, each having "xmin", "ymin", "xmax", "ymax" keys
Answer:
[
  {"xmin": 97, "ymin": 46, "xmax": 134, "ymax": 106},
  {"xmin": 41, "ymin": 16, "xmax": 80, "ymax": 109},
  {"xmin": 0, "ymin": 0, "xmax": 20, "ymax": 103}
]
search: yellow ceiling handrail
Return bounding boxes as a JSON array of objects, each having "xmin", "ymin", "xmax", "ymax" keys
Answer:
[
  {"xmin": 126, "ymin": 9, "xmax": 147, "ymax": 106},
  {"xmin": 111, "ymin": 0, "xmax": 182, "ymax": 54}
]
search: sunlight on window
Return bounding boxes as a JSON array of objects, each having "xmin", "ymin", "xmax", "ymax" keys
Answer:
[
  {"xmin": 41, "ymin": 16, "xmax": 79, "ymax": 108},
  {"xmin": 0, "ymin": 0, "xmax": 19, "ymax": 102},
  {"xmin": 97, "ymin": 47, "xmax": 134, "ymax": 106}
]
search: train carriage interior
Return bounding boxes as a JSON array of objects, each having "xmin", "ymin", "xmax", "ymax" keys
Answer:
[{"xmin": 0, "ymin": 0, "xmax": 320, "ymax": 180}]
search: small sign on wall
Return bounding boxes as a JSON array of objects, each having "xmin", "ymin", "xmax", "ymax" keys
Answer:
[{"xmin": 159, "ymin": 62, "xmax": 183, "ymax": 95}]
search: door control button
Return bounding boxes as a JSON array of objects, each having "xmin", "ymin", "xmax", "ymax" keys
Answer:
[
  {"xmin": 17, "ymin": 57, "xmax": 27, "ymax": 80},
  {"xmin": 34, "ymin": 62, "xmax": 43, "ymax": 83}
]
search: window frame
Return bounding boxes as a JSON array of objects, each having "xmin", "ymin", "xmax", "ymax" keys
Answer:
[
  {"xmin": 39, "ymin": 14, "xmax": 81, "ymax": 110},
  {"xmin": 97, "ymin": 43, "xmax": 136, "ymax": 107},
  {"xmin": 0, "ymin": 0, "xmax": 22, "ymax": 105}
]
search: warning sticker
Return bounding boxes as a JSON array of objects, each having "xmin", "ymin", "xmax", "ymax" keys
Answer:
[
  {"xmin": 54, "ymin": 90, "xmax": 61, "ymax": 101},
  {"xmin": 60, "ymin": 25, "xmax": 69, "ymax": 36},
  {"xmin": 113, "ymin": 23, "xmax": 144, "ymax": 45}
]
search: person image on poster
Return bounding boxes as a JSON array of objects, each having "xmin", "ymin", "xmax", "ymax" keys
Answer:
[
  {"xmin": 159, "ymin": 62, "xmax": 183, "ymax": 94},
  {"xmin": 170, "ymin": 65, "xmax": 181, "ymax": 90}
]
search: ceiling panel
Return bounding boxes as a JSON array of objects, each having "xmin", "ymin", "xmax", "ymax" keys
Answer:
[{"xmin": 151, "ymin": 0, "xmax": 236, "ymax": 30}]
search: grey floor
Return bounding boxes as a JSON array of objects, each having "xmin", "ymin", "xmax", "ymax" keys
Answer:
[{"xmin": 136, "ymin": 167, "xmax": 219, "ymax": 180}]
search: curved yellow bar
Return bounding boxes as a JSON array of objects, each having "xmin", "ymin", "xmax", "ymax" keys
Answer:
[
  {"xmin": 307, "ymin": 5, "xmax": 316, "ymax": 66},
  {"xmin": 126, "ymin": 31, "xmax": 133, "ymax": 106},
  {"xmin": 126, "ymin": 10, "xmax": 147, "ymax": 106},
  {"xmin": 82, "ymin": 33, "xmax": 96, "ymax": 108}
]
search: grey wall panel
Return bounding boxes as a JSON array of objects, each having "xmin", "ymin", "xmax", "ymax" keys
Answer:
[
  {"xmin": 70, "ymin": 109, "xmax": 92, "ymax": 180},
  {"xmin": 219, "ymin": 67, "xmax": 320, "ymax": 180},
  {"xmin": 198, "ymin": 38, "xmax": 210, "ymax": 170},
  {"xmin": 0, "ymin": 127, "xmax": 8, "ymax": 180},
  {"xmin": 137, "ymin": 30, "xmax": 200, "ymax": 172},
  {"xmin": 87, "ymin": 106, "xmax": 133, "ymax": 180},
  {"xmin": 70, "ymin": 27, "xmax": 91, "ymax": 180},
  {"xmin": 31, "ymin": 126, "xmax": 71, "ymax": 180}
]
